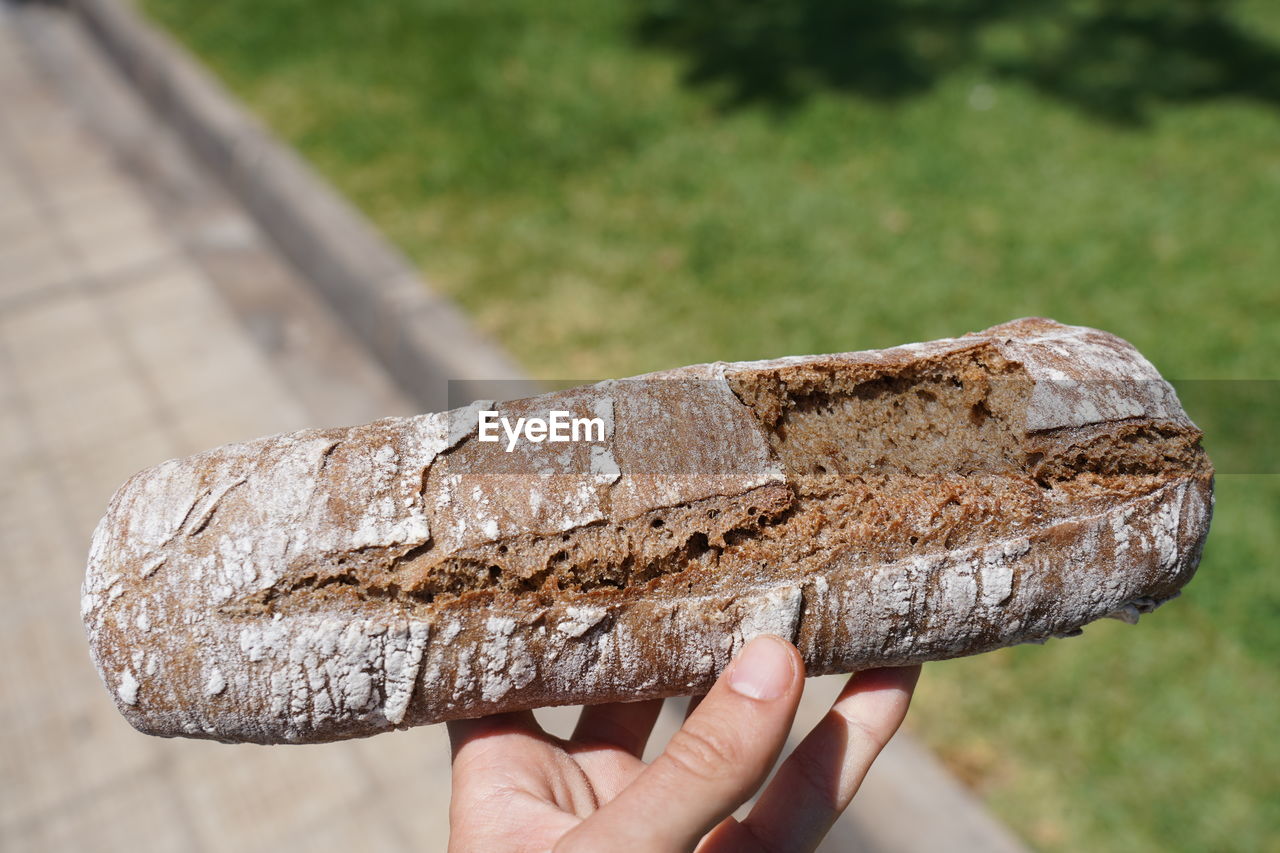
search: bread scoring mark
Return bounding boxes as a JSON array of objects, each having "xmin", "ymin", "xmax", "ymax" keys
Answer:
[{"xmin": 184, "ymin": 476, "xmax": 249, "ymax": 537}]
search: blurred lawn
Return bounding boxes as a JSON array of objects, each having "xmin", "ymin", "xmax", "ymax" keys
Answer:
[{"xmin": 142, "ymin": 0, "xmax": 1279, "ymax": 849}]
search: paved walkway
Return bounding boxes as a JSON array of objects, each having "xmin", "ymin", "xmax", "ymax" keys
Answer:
[
  {"xmin": 0, "ymin": 6, "xmax": 460, "ymax": 850},
  {"xmin": 0, "ymin": 3, "xmax": 1027, "ymax": 851}
]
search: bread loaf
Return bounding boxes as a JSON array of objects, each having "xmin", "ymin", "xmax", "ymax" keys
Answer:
[{"xmin": 83, "ymin": 318, "xmax": 1213, "ymax": 744}]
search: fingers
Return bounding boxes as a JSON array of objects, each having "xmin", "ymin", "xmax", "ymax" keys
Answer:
[
  {"xmin": 446, "ymin": 711, "xmax": 589, "ymax": 852},
  {"xmin": 446, "ymin": 709, "xmax": 544, "ymax": 759},
  {"xmin": 572, "ymin": 698, "xmax": 665, "ymax": 757},
  {"xmin": 739, "ymin": 665, "xmax": 922, "ymax": 853},
  {"xmin": 684, "ymin": 693, "xmax": 706, "ymax": 721},
  {"xmin": 554, "ymin": 635, "xmax": 804, "ymax": 853}
]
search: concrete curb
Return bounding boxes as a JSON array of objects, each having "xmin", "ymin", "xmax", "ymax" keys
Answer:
[{"xmin": 62, "ymin": 0, "xmax": 525, "ymax": 410}]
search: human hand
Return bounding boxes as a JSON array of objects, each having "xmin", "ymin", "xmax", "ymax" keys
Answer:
[{"xmin": 446, "ymin": 634, "xmax": 921, "ymax": 852}]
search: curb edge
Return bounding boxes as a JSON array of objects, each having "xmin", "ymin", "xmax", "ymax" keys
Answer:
[{"xmin": 65, "ymin": 0, "xmax": 526, "ymax": 409}]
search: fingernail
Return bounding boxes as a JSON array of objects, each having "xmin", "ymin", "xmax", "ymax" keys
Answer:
[{"xmin": 729, "ymin": 635, "xmax": 794, "ymax": 701}]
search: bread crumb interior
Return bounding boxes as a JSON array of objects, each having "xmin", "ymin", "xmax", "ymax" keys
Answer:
[{"xmin": 238, "ymin": 347, "xmax": 1206, "ymax": 617}]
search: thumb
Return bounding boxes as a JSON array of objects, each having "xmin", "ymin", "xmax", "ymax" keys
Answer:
[{"xmin": 555, "ymin": 634, "xmax": 804, "ymax": 853}]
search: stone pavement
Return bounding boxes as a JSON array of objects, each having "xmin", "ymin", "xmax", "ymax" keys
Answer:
[
  {"xmin": 0, "ymin": 3, "xmax": 1027, "ymax": 850},
  {"xmin": 0, "ymin": 6, "xmax": 459, "ymax": 849}
]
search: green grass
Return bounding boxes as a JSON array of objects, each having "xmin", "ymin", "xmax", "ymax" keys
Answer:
[{"xmin": 141, "ymin": 0, "xmax": 1280, "ymax": 848}]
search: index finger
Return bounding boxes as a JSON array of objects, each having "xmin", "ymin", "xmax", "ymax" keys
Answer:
[
  {"xmin": 737, "ymin": 665, "xmax": 921, "ymax": 852},
  {"xmin": 446, "ymin": 709, "xmax": 544, "ymax": 759},
  {"xmin": 554, "ymin": 635, "xmax": 804, "ymax": 853}
]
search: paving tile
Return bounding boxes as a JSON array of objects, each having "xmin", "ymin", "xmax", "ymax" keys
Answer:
[
  {"xmin": 0, "ymin": 471, "xmax": 165, "ymax": 830},
  {"xmin": 0, "ymin": 171, "xmax": 31, "ymax": 206},
  {"xmin": 54, "ymin": 183, "xmax": 156, "ymax": 240},
  {"xmin": 0, "ymin": 208, "xmax": 46, "ymax": 258},
  {"xmin": 346, "ymin": 725, "xmax": 448, "ymax": 791},
  {"xmin": 0, "ymin": 207, "xmax": 43, "ymax": 245},
  {"xmin": 1, "ymin": 286, "xmax": 104, "ymax": 362},
  {"xmin": 285, "ymin": 804, "xmax": 414, "ymax": 850},
  {"xmin": 0, "ymin": 437, "xmax": 76, "ymax": 549},
  {"xmin": 105, "ymin": 262, "xmax": 311, "ymax": 446},
  {"xmin": 169, "ymin": 387, "xmax": 310, "ymax": 453},
  {"xmin": 109, "ymin": 267, "xmax": 266, "ymax": 385},
  {"xmin": 0, "ymin": 769, "xmax": 199, "ymax": 852},
  {"xmin": 0, "ymin": 396, "xmax": 26, "ymax": 466},
  {"xmin": 24, "ymin": 368, "xmax": 160, "ymax": 445},
  {"xmin": 347, "ymin": 726, "xmax": 454, "ymax": 850},
  {"xmin": 0, "ymin": 218, "xmax": 61, "ymax": 261},
  {"xmin": 105, "ymin": 259, "xmax": 221, "ymax": 322},
  {"xmin": 0, "ymin": 291, "xmax": 159, "ymax": 435},
  {"xmin": 9, "ymin": 124, "xmax": 117, "ymax": 188},
  {"xmin": 156, "ymin": 347, "xmax": 292, "ymax": 417},
  {"xmin": 0, "ymin": 468, "xmax": 76, "ymax": 597},
  {"xmin": 38, "ymin": 158, "xmax": 137, "ymax": 205},
  {"xmin": 0, "ymin": 195, "xmax": 41, "ymax": 241},
  {"xmin": 8, "ymin": 371, "xmax": 162, "ymax": 479},
  {"xmin": 280, "ymin": 805, "xmax": 412, "ymax": 853},
  {"xmin": 0, "ymin": 75, "xmax": 47, "ymax": 118},
  {"xmin": 46, "ymin": 424, "xmax": 181, "ymax": 538},
  {"xmin": 169, "ymin": 740, "xmax": 377, "ymax": 852},
  {"xmin": 56, "ymin": 417, "xmax": 179, "ymax": 495},
  {"xmin": 0, "ymin": 234, "xmax": 79, "ymax": 299},
  {"xmin": 70, "ymin": 217, "xmax": 174, "ymax": 281}
]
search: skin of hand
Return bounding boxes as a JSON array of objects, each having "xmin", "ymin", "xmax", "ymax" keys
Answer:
[{"xmin": 447, "ymin": 634, "xmax": 922, "ymax": 853}]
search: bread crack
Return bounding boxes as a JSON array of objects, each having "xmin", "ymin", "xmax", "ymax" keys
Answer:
[{"xmin": 230, "ymin": 354, "xmax": 1205, "ymax": 619}]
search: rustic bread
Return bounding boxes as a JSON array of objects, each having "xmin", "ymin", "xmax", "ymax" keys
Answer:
[{"xmin": 83, "ymin": 318, "xmax": 1213, "ymax": 744}]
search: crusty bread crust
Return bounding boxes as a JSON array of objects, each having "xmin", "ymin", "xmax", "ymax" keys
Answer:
[{"xmin": 83, "ymin": 318, "xmax": 1213, "ymax": 744}]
